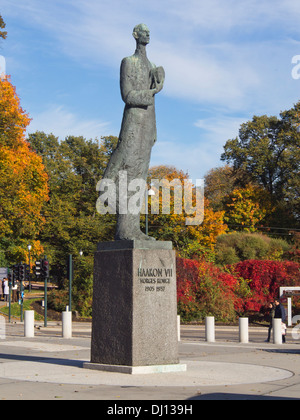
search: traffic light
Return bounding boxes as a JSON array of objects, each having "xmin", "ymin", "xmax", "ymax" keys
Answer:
[
  {"xmin": 14, "ymin": 264, "xmax": 19, "ymax": 281},
  {"xmin": 19, "ymin": 264, "xmax": 26, "ymax": 282},
  {"xmin": 25, "ymin": 264, "xmax": 30, "ymax": 281},
  {"xmin": 8, "ymin": 269, "xmax": 13, "ymax": 286},
  {"xmin": 42, "ymin": 259, "xmax": 49, "ymax": 279},
  {"xmin": 35, "ymin": 260, "xmax": 41, "ymax": 277}
]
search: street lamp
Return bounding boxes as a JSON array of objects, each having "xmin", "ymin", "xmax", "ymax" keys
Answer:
[
  {"xmin": 145, "ymin": 187, "xmax": 155, "ymax": 236},
  {"xmin": 27, "ymin": 244, "xmax": 32, "ymax": 292}
]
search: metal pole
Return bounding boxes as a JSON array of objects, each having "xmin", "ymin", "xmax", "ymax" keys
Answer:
[
  {"xmin": 145, "ymin": 188, "xmax": 149, "ymax": 235},
  {"xmin": 69, "ymin": 254, "xmax": 72, "ymax": 313},
  {"xmin": 20, "ymin": 270, "xmax": 23, "ymax": 323},
  {"xmin": 44, "ymin": 275, "xmax": 47, "ymax": 328},
  {"xmin": 8, "ymin": 268, "xmax": 11, "ymax": 324},
  {"xmin": 28, "ymin": 248, "xmax": 31, "ymax": 293}
]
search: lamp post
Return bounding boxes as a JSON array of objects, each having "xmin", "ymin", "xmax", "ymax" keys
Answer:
[
  {"xmin": 27, "ymin": 244, "xmax": 32, "ymax": 293},
  {"xmin": 68, "ymin": 250, "xmax": 83, "ymax": 313},
  {"xmin": 145, "ymin": 187, "xmax": 155, "ymax": 236}
]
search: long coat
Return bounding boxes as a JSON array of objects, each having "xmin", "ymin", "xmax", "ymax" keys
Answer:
[{"xmin": 103, "ymin": 52, "xmax": 158, "ymax": 197}]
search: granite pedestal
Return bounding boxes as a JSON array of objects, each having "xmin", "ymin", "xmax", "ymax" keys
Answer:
[{"xmin": 84, "ymin": 241, "xmax": 186, "ymax": 374}]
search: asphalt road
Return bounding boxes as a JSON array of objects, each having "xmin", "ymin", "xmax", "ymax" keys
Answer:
[{"xmin": 0, "ymin": 320, "xmax": 299, "ymax": 401}]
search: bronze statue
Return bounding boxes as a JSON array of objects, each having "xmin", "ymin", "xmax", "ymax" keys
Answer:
[{"xmin": 99, "ymin": 24, "xmax": 165, "ymax": 240}]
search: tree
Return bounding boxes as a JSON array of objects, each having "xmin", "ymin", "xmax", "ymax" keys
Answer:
[
  {"xmin": 0, "ymin": 77, "xmax": 49, "ymax": 263},
  {"xmin": 0, "ymin": 15, "xmax": 7, "ymax": 40},
  {"xmin": 221, "ymin": 105, "xmax": 300, "ymax": 225},
  {"xmin": 224, "ymin": 184, "xmax": 273, "ymax": 232},
  {"xmin": 27, "ymin": 132, "xmax": 117, "ymax": 292},
  {"xmin": 204, "ymin": 165, "xmax": 253, "ymax": 211},
  {"xmin": 145, "ymin": 165, "xmax": 227, "ymax": 259}
]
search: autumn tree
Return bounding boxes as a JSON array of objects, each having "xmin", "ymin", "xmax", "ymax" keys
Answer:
[
  {"xmin": 204, "ymin": 165, "xmax": 252, "ymax": 211},
  {"xmin": 144, "ymin": 165, "xmax": 227, "ymax": 259},
  {"xmin": 0, "ymin": 77, "xmax": 49, "ymax": 264},
  {"xmin": 223, "ymin": 184, "xmax": 273, "ymax": 232},
  {"xmin": 0, "ymin": 15, "xmax": 7, "ymax": 40}
]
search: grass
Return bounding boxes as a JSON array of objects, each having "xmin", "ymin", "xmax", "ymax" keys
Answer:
[{"xmin": 0, "ymin": 298, "xmax": 44, "ymax": 321}]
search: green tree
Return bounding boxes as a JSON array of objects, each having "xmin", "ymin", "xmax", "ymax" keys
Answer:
[
  {"xmin": 221, "ymin": 103, "xmax": 300, "ymax": 226},
  {"xmin": 28, "ymin": 132, "xmax": 117, "ymax": 294}
]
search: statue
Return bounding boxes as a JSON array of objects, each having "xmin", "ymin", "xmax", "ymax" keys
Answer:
[{"xmin": 98, "ymin": 24, "xmax": 165, "ymax": 240}]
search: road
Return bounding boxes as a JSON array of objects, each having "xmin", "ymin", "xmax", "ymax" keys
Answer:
[
  {"xmin": 0, "ymin": 320, "xmax": 299, "ymax": 400},
  {"xmin": 32, "ymin": 322, "xmax": 280, "ymax": 344}
]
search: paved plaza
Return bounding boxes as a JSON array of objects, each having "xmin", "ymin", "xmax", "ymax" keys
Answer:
[{"xmin": 0, "ymin": 321, "xmax": 299, "ymax": 400}]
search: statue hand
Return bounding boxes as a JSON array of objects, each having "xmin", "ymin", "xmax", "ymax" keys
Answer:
[{"xmin": 152, "ymin": 74, "xmax": 164, "ymax": 94}]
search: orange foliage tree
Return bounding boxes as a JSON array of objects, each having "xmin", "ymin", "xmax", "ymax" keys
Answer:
[
  {"xmin": 0, "ymin": 76, "xmax": 49, "ymax": 260},
  {"xmin": 143, "ymin": 165, "xmax": 227, "ymax": 259}
]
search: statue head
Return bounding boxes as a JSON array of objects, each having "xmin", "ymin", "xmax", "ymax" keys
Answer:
[{"xmin": 133, "ymin": 23, "xmax": 150, "ymax": 46}]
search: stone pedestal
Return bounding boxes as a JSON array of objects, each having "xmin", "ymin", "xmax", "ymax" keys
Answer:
[{"xmin": 85, "ymin": 240, "xmax": 185, "ymax": 373}]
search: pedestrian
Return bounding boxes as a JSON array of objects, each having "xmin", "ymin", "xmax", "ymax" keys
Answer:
[
  {"xmin": 266, "ymin": 302, "xmax": 275, "ymax": 342},
  {"xmin": 281, "ymin": 322, "xmax": 287, "ymax": 344},
  {"xmin": 12, "ymin": 282, "xmax": 18, "ymax": 303},
  {"xmin": 0, "ymin": 279, "xmax": 3, "ymax": 301},
  {"xmin": 274, "ymin": 298, "xmax": 287, "ymax": 343},
  {"xmin": 3, "ymin": 278, "xmax": 9, "ymax": 302}
]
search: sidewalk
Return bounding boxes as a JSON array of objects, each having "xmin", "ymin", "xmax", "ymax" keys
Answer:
[{"xmin": 0, "ymin": 321, "xmax": 299, "ymax": 400}]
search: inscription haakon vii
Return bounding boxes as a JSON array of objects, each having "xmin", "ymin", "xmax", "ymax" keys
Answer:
[{"xmin": 138, "ymin": 267, "xmax": 173, "ymax": 292}]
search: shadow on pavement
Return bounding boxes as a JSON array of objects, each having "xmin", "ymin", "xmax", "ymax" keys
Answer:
[
  {"xmin": 189, "ymin": 392, "xmax": 298, "ymax": 400},
  {"xmin": 0, "ymin": 353, "xmax": 84, "ymax": 368}
]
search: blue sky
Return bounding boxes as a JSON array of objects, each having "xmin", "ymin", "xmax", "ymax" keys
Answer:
[{"xmin": 1, "ymin": 0, "xmax": 300, "ymax": 180}]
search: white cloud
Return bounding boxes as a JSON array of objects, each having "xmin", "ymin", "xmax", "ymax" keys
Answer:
[
  {"xmin": 151, "ymin": 114, "xmax": 248, "ymax": 179},
  {"xmin": 3, "ymin": 0, "xmax": 300, "ymax": 177},
  {"xmin": 27, "ymin": 105, "xmax": 111, "ymax": 140},
  {"xmin": 194, "ymin": 115, "xmax": 246, "ymax": 140},
  {"xmin": 2, "ymin": 0, "xmax": 300, "ymax": 113}
]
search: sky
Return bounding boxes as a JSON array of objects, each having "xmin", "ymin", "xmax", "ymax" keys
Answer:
[{"xmin": 1, "ymin": 0, "xmax": 300, "ymax": 181}]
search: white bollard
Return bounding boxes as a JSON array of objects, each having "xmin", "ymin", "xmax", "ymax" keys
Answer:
[
  {"xmin": 239, "ymin": 317, "xmax": 249, "ymax": 343},
  {"xmin": 205, "ymin": 316, "xmax": 215, "ymax": 342},
  {"xmin": 177, "ymin": 315, "xmax": 181, "ymax": 341},
  {"xmin": 24, "ymin": 310, "xmax": 35, "ymax": 338},
  {"xmin": 62, "ymin": 311, "xmax": 72, "ymax": 339},
  {"xmin": 273, "ymin": 318, "xmax": 282, "ymax": 344}
]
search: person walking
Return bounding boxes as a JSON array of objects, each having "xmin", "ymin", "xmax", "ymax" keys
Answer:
[
  {"xmin": 3, "ymin": 278, "xmax": 9, "ymax": 302},
  {"xmin": 266, "ymin": 302, "xmax": 275, "ymax": 342}
]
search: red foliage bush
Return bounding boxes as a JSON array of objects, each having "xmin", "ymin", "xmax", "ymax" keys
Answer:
[
  {"xmin": 232, "ymin": 260, "xmax": 300, "ymax": 310},
  {"xmin": 176, "ymin": 257, "xmax": 242, "ymax": 322},
  {"xmin": 176, "ymin": 257, "xmax": 300, "ymax": 321}
]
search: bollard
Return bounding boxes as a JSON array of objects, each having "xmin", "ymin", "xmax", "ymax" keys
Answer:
[
  {"xmin": 205, "ymin": 316, "xmax": 215, "ymax": 342},
  {"xmin": 239, "ymin": 317, "xmax": 249, "ymax": 343},
  {"xmin": 273, "ymin": 318, "xmax": 282, "ymax": 344},
  {"xmin": 177, "ymin": 315, "xmax": 181, "ymax": 341},
  {"xmin": 24, "ymin": 310, "xmax": 35, "ymax": 338},
  {"xmin": 62, "ymin": 311, "xmax": 72, "ymax": 339}
]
